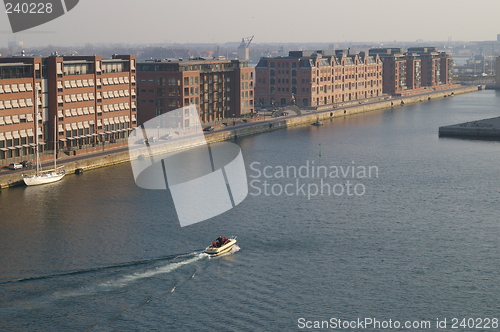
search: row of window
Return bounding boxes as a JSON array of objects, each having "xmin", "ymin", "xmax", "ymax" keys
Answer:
[
  {"xmin": 62, "ymin": 79, "xmax": 95, "ymax": 89},
  {"xmin": 0, "ymin": 98, "xmax": 34, "ymax": 109},
  {"xmin": 264, "ymin": 83, "xmax": 382, "ymax": 95},
  {"xmin": 258, "ymin": 78, "xmax": 309, "ymax": 84},
  {"xmin": 241, "ymin": 82, "xmax": 253, "ymax": 90},
  {"xmin": 61, "ymin": 89, "xmax": 135, "ymax": 104},
  {"xmin": 241, "ymin": 72, "xmax": 253, "ymax": 80},
  {"xmin": 269, "ymin": 62, "xmax": 298, "ymax": 68},
  {"xmin": 59, "ymin": 116, "xmax": 129, "ymax": 132},
  {"xmin": 59, "ymin": 107, "xmax": 95, "ymax": 118},
  {"xmin": 241, "ymin": 100, "xmax": 253, "ymax": 108},
  {"xmin": 62, "ymin": 93, "xmax": 95, "ymax": 103},
  {"xmin": 314, "ymin": 84, "xmax": 381, "ymax": 94},
  {"xmin": 60, "ymin": 121, "xmax": 95, "ymax": 132},
  {"xmin": 101, "ymin": 76, "xmax": 134, "ymax": 86},
  {"xmin": 0, "ymin": 113, "xmax": 34, "ymax": 125},
  {"xmin": 0, "ymin": 83, "xmax": 34, "ymax": 94},
  {"xmin": 56, "ymin": 130, "xmax": 130, "ymax": 150},
  {"xmin": 147, "ymin": 76, "xmax": 235, "ymax": 87},
  {"xmin": 258, "ymin": 89, "xmax": 379, "ymax": 108},
  {"xmin": 0, "ymin": 129, "xmax": 35, "ymax": 149},
  {"xmin": 241, "ymin": 91, "xmax": 253, "ymax": 98},
  {"xmin": 59, "ymin": 76, "xmax": 136, "ymax": 89},
  {"xmin": 0, "ymin": 102, "xmax": 136, "ymax": 127},
  {"xmin": 100, "ymin": 103, "xmax": 133, "ymax": 113},
  {"xmin": 258, "ymin": 97, "xmax": 308, "ymax": 106},
  {"xmin": 0, "ymin": 127, "xmax": 136, "ymax": 158},
  {"xmin": 147, "ymin": 85, "xmax": 234, "ymax": 97}
]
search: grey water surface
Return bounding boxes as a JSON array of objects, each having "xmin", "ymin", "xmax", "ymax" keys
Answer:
[{"xmin": 1, "ymin": 90, "xmax": 499, "ymax": 331}]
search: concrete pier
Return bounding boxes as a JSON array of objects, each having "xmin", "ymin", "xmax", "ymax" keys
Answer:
[{"xmin": 439, "ymin": 116, "xmax": 500, "ymax": 138}]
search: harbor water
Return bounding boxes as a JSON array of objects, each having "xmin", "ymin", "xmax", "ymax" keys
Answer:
[{"xmin": 0, "ymin": 90, "xmax": 499, "ymax": 331}]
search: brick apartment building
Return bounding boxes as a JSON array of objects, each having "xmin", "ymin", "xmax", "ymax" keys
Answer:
[
  {"xmin": 137, "ymin": 58, "xmax": 254, "ymax": 125},
  {"xmin": 0, "ymin": 57, "xmax": 41, "ymax": 164},
  {"xmin": 368, "ymin": 47, "xmax": 455, "ymax": 96},
  {"xmin": 254, "ymin": 50, "xmax": 383, "ymax": 109},
  {"xmin": 0, "ymin": 54, "xmax": 137, "ymax": 165}
]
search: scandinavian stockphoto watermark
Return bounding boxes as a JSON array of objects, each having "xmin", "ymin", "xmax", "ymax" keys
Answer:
[
  {"xmin": 3, "ymin": 0, "xmax": 79, "ymax": 33},
  {"xmin": 249, "ymin": 160, "xmax": 379, "ymax": 199}
]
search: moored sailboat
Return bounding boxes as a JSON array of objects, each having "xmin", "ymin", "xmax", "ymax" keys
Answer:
[{"xmin": 23, "ymin": 108, "xmax": 65, "ymax": 186}]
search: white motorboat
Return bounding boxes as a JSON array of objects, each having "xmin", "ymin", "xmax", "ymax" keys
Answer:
[{"xmin": 204, "ymin": 237, "xmax": 237, "ymax": 256}]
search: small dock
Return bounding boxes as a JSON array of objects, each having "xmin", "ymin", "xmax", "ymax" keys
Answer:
[{"xmin": 439, "ymin": 116, "xmax": 500, "ymax": 138}]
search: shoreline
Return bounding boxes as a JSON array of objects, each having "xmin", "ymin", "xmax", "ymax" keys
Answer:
[{"xmin": 0, "ymin": 85, "xmax": 481, "ymax": 190}]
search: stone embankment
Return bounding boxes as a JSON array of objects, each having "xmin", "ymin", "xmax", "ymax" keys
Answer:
[{"xmin": 206, "ymin": 85, "xmax": 479, "ymax": 142}]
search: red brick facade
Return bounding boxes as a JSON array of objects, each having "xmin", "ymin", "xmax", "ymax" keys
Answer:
[
  {"xmin": 369, "ymin": 47, "xmax": 455, "ymax": 96},
  {"xmin": 0, "ymin": 55, "xmax": 137, "ymax": 165},
  {"xmin": 0, "ymin": 57, "xmax": 42, "ymax": 162},
  {"xmin": 137, "ymin": 58, "xmax": 254, "ymax": 124},
  {"xmin": 255, "ymin": 50, "xmax": 383, "ymax": 109}
]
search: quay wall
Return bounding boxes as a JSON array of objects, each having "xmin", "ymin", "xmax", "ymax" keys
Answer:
[
  {"xmin": 0, "ymin": 85, "xmax": 479, "ymax": 189},
  {"xmin": 206, "ymin": 85, "xmax": 479, "ymax": 139}
]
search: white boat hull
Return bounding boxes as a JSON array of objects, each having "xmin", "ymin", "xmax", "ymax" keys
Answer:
[
  {"xmin": 204, "ymin": 238, "xmax": 237, "ymax": 256},
  {"xmin": 23, "ymin": 170, "xmax": 66, "ymax": 186}
]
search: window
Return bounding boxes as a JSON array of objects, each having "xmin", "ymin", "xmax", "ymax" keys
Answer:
[
  {"xmin": 155, "ymin": 77, "xmax": 165, "ymax": 86},
  {"xmin": 155, "ymin": 88, "xmax": 165, "ymax": 97}
]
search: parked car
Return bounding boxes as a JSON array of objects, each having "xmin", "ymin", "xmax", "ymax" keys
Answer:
[
  {"xmin": 148, "ymin": 136, "xmax": 159, "ymax": 142},
  {"xmin": 160, "ymin": 134, "xmax": 173, "ymax": 140},
  {"xmin": 21, "ymin": 160, "xmax": 33, "ymax": 168},
  {"xmin": 9, "ymin": 163, "xmax": 23, "ymax": 170},
  {"xmin": 203, "ymin": 126, "xmax": 215, "ymax": 132}
]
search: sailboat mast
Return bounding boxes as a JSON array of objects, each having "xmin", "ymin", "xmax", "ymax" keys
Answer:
[
  {"xmin": 35, "ymin": 88, "xmax": 40, "ymax": 176},
  {"xmin": 54, "ymin": 116, "xmax": 57, "ymax": 170}
]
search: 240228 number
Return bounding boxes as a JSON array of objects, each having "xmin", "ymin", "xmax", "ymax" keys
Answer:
[
  {"xmin": 451, "ymin": 318, "xmax": 499, "ymax": 329},
  {"xmin": 5, "ymin": 3, "xmax": 53, "ymax": 14}
]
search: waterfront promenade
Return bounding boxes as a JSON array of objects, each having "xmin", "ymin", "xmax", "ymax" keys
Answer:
[{"xmin": 0, "ymin": 85, "xmax": 480, "ymax": 189}]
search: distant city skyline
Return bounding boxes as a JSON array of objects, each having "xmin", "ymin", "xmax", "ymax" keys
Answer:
[{"xmin": 0, "ymin": 0, "xmax": 499, "ymax": 49}]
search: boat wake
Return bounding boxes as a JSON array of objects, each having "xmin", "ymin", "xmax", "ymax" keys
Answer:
[
  {"xmin": 1, "ymin": 252, "xmax": 207, "ymax": 311},
  {"xmin": 0, "ymin": 252, "xmax": 197, "ymax": 285},
  {"xmin": 1, "ymin": 245, "xmax": 241, "ymax": 314},
  {"xmin": 99, "ymin": 253, "xmax": 205, "ymax": 290},
  {"xmin": 54, "ymin": 252, "xmax": 206, "ymax": 298}
]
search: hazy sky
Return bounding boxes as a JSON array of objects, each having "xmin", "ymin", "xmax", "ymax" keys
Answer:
[{"xmin": 1, "ymin": 0, "xmax": 500, "ymax": 48}]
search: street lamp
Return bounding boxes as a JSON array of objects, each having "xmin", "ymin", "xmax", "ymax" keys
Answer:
[{"xmin": 233, "ymin": 113, "xmax": 235, "ymax": 126}]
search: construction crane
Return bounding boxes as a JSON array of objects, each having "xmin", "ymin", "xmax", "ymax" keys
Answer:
[
  {"xmin": 240, "ymin": 36, "xmax": 254, "ymax": 48},
  {"xmin": 237, "ymin": 36, "xmax": 254, "ymax": 60}
]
